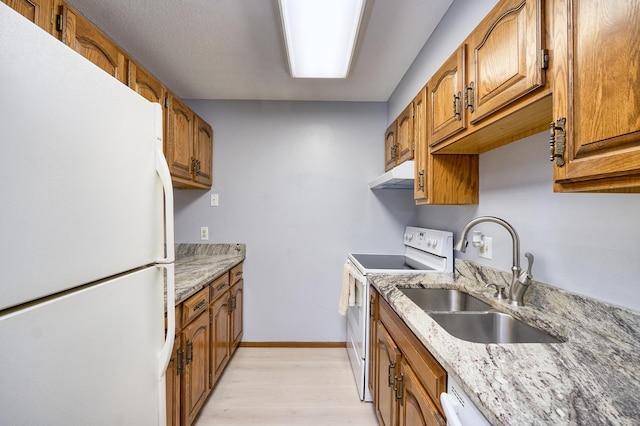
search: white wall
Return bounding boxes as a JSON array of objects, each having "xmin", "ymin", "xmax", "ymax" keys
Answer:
[
  {"xmin": 388, "ymin": 0, "xmax": 640, "ymax": 311},
  {"xmin": 174, "ymin": 100, "xmax": 417, "ymax": 341}
]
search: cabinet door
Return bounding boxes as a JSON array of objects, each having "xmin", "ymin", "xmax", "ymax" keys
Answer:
[
  {"xmin": 181, "ymin": 311, "xmax": 210, "ymax": 426},
  {"xmin": 167, "ymin": 93, "xmax": 194, "ymax": 181},
  {"xmin": 128, "ymin": 61, "xmax": 165, "ymax": 106},
  {"xmin": 466, "ymin": 0, "xmax": 544, "ymax": 124},
  {"xmin": 413, "ymin": 87, "xmax": 428, "ymax": 203},
  {"xmin": 2, "ymin": 0, "xmax": 55, "ymax": 34},
  {"xmin": 428, "ymin": 46, "xmax": 466, "ymax": 147},
  {"xmin": 552, "ymin": 0, "xmax": 640, "ymax": 191},
  {"xmin": 384, "ymin": 122, "xmax": 397, "ymax": 171},
  {"xmin": 396, "ymin": 103, "xmax": 414, "ymax": 164},
  {"xmin": 59, "ymin": 3, "xmax": 127, "ymax": 84},
  {"xmin": 210, "ymin": 293, "xmax": 230, "ymax": 384},
  {"xmin": 230, "ymin": 279, "xmax": 243, "ymax": 352},
  {"xmin": 165, "ymin": 342, "xmax": 182, "ymax": 426},
  {"xmin": 398, "ymin": 359, "xmax": 445, "ymax": 426},
  {"xmin": 375, "ymin": 322, "xmax": 401, "ymax": 426},
  {"xmin": 193, "ymin": 114, "xmax": 213, "ymax": 187}
]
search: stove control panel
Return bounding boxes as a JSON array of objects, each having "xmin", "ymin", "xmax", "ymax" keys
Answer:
[{"xmin": 404, "ymin": 226, "xmax": 453, "ymax": 257}]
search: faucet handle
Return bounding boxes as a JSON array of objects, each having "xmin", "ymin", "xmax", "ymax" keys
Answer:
[
  {"xmin": 485, "ymin": 283, "xmax": 507, "ymax": 299},
  {"xmin": 518, "ymin": 252, "xmax": 534, "ymax": 284}
]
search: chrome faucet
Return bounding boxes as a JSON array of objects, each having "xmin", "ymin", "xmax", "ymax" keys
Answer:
[{"xmin": 454, "ymin": 216, "xmax": 534, "ymax": 306}]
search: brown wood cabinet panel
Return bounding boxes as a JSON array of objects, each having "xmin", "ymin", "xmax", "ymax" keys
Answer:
[
  {"xmin": 181, "ymin": 311, "xmax": 210, "ymax": 426},
  {"xmin": 375, "ymin": 321, "xmax": 401, "ymax": 426},
  {"xmin": 182, "ymin": 286, "xmax": 209, "ymax": 327},
  {"xmin": 210, "ymin": 273, "xmax": 230, "ymax": 303},
  {"xmin": 2, "ymin": 0, "xmax": 55, "ymax": 33},
  {"xmin": 396, "ymin": 103, "xmax": 414, "ymax": 164},
  {"xmin": 398, "ymin": 359, "xmax": 446, "ymax": 426},
  {"xmin": 230, "ymin": 279, "xmax": 243, "ymax": 351},
  {"xmin": 59, "ymin": 3, "xmax": 127, "ymax": 84},
  {"xmin": 128, "ymin": 61, "xmax": 165, "ymax": 106},
  {"xmin": 466, "ymin": 0, "xmax": 544, "ymax": 124},
  {"xmin": 552, "ymin": 0, "xmax": 640, "ymax": 191},
  {"xmin": 166, "ymin": 92, "xmax": 195, "ymax": 182},
  {"xmin": 429, "ymin": 46, "xmax": 466, "ymax": 147},
  {"xmin": 230, "ymin": 263, "xmax": 243, "ymax": 285},
  {"xmin": 193, "ymin": 114, "xmax": 213, "ymax": 187},
  {"xmin": 413, "ymin": 87, "xmax": 428, "ymax": 203},
  {"xmin": 385, "ymin": 122, "xmax": 398, "ymax": 171},
  {"xmin": 210, "ymin": 292, "xmax": 230, "ymax": 384}
]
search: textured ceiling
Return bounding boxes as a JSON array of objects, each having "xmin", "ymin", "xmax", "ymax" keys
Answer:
[{"xmin": 65, "ymin": 0, "xmax": 453, "ymax": 101}]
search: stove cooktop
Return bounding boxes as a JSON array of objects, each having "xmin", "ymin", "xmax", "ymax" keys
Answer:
[{"xmin": 350, "ymin": 254, "xmax": 436, "ymax": 271}]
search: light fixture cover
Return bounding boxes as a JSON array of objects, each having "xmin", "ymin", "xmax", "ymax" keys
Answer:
[{"xmin": 279, "ymin": 0, "xmax": 366, "ymax": 78}]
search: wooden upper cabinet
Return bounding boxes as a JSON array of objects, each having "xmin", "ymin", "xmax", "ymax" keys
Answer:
[
  {"xmin": 384, "ymin": 122, "xmax": 397, "ymax": 171},
  {"xmin": 428, "ymin": 46, "xmax": 466, "ymax": 147},
  {"xmin": 128, "ymin": 61, "xmax": 165, "ymax": 105},
  {"xmin": 396, "ymin": 103, "xmax": 414, "ymax": 164},
  {"xmin": 193, "ymin": 114, "xmax": 213, "ymax": 187},
  {"xmin": 2, "ymin": 0, "xmax": 56, "ymax": 34},
  {"xmin": 413, "ymin": 88, "xmax": 428, "ymax": 203},
  {"xmin": 166, "ymin": 92, "xmax": 195, "ymax": 182},
  {"xmin": 59, "ymin": 2, "xmax": 127, "ymax": 84},
  {"xmin": 466, "ymin": 0, "xmax": 545, "ymax": 124},
  {"xmin": 552, "ymin": 0, "xmax": 640, "ymax": 192}
]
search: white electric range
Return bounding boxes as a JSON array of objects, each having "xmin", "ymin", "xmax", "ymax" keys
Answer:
[{"xmin": 345, "ymin": 226, "xmax": 454, "ymax": 402}]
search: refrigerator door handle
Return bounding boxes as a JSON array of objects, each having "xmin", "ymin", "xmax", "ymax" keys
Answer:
[
  {"xmin": 154, "ymin": 104, "xmax": 175, "ymax": 264},
  {"xmin": 157, "ymin": 263, "xmax": 175, "ymax": 426}
]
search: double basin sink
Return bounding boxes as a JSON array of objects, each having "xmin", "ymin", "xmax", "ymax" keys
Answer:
[{"xmin": 399, "ymin": 288, "xmax": 562, "ymax": 344}]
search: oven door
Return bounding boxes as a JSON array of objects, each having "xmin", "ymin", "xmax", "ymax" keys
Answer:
[{"xmin": 345, "ymin": 262, "xmax": 372, "ymax": 401}]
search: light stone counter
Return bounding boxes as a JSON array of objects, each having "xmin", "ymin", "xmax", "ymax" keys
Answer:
[
  {"xmin": 173, "ymin": 243, "xmax": 245, "ymax": 305},
  {"xmin": 368, "ymin": 260, "xmax": 640, "ymax": 425}
]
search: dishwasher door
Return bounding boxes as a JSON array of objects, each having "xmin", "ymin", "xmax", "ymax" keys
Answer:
[{"xmin": 440, "ymin": 376, "xmax": 490, "ymax": 426}]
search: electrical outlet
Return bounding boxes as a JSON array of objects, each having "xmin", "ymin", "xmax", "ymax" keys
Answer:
[
  {"xmin": 210, "ymin": 194, "xmax": 219, "ymax": 207},
  {"xmin": 200, "ymin": 226, "xmax": 209, "ymax": 241},
  {"xmin": 479, "ymin": 236, "xmax": 492, "ymax": 259}
]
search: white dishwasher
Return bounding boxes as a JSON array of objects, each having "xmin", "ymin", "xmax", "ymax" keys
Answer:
[{"xmin": 440, "ymin": 376, "xmax": 491, "ymax": 426}]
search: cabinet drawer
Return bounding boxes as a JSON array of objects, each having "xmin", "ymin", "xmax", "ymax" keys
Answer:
[
  {"xmin": 230, "ymin": 263, "xmax": 243, "ymax": 284},
  {"xmin": 210, "ymin": 273, "xmax": 230, "ymax": 302},
  {"xmin": 182, "ymin": 287, "xmax": 209, "ymax": 326}
]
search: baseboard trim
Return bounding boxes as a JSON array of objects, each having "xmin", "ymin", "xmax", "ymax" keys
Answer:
[{"xmin": 239, "ymin": 341, "xmax": 346, "ymax": 348}]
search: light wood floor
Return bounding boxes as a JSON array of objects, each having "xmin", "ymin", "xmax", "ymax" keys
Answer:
[{"xmin": 194, "ymin": 347, "xmax": 379, "ymax": 425}]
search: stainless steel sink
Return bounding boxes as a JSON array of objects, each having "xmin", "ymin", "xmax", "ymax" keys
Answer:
[
  {"xmin": 399, "ymin": 288, "xmax": 492, "ymax": 312},
  {"xmin": 428, "ymin": 312, "xmax": 563, "ymax": 344}
]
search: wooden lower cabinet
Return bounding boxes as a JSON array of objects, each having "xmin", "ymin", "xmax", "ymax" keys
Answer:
[
  {"xmin": 169, "ymin": 262, "xmax": 244, "ymax": 426},
  {"xmin": 210, "ymin": 292, "xmax": 230, "ymax": 383},
  {"xmin": 181, "ymin": 308, "xmax": 210, "ymax": 426},
  {"xmin": 371, "ymin": 289, "xmax": 446, "ymax": 426},
  {"xmin": 375, "ymin": 322, "xmax": 401, "ymax": 426}
]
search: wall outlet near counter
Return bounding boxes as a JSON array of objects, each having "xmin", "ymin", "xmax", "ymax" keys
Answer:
[
  {"xmin": 479, "ymin": 236, "xmax": 492, "ymax": 259},
  {"xmin": 200, "ymin": 226, "xmax": 209, "ymax": 240},
  {"xmin": 210, "ymin": 194, "xmax": 219, "ymax": 207}
]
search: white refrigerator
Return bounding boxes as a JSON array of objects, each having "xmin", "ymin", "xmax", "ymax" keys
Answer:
[{"xmin": 0, "ymin": 4, "xmax": 176, "ymax": 425}]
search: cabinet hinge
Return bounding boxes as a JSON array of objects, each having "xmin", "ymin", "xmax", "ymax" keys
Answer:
[
  {"xmin": 55, "ymin": 14, "xmax": 63, "ymax": 32},
  {"xmin": 164, "ymin": 97, "xmax": 169, "ymax": 108},
  {"xmin": 395, "ymin": 373, "xmax": 404, "ymax": 404},
  {"xmin": 185, "ymin": 340, "xmax": 193, "ymax": 365},
  {"xmin": 549, "ymin": 117, "xmax": 566, "ymax": 167},
  {"xmin": 541, "ymin": 48, "xmax": 549, "ymax": 70},
  {"xmin": 209, "ymin": 372, "xmax": 213, "ymax": 387}
]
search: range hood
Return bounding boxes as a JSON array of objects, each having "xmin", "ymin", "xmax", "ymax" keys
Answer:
[{"xmin": 368, "ymin": 160, "xmax": 414, "ymax": 189}]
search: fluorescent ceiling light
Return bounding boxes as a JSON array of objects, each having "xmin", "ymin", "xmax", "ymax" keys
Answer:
[{"xmin": 279, "ymin": 0, "xmax": 366, "ymax": 79}]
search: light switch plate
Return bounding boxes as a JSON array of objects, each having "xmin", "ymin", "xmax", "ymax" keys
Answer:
[{"xmin": 210, "ymin": 194, "xmax": 219, "ymax": 207}]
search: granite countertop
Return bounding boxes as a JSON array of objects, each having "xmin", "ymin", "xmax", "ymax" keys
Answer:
[
  {"xmin": 172, "ymin": 243, "xmax": 246, "ymax": 305},
  {"xmin": 368, "ymin": 260, "xmax": 640, "ymax": 426}
]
